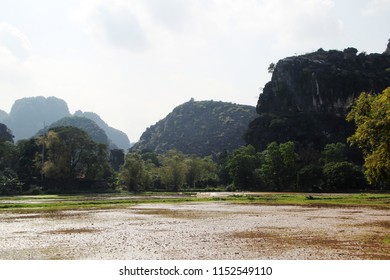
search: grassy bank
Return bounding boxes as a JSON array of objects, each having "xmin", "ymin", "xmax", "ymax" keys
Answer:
[{"xmin": 0, "ymin": 192, "xmax": 389, "ymax": 212}]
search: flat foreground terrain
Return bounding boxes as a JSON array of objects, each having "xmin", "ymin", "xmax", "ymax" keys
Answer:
[{"xmin": 0, "ymin": 201, "xmax": 389, "ymax": 259}]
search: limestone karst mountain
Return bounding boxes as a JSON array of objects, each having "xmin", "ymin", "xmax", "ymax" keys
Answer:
[
  {"xmin": 132, "ymin": 99, "xmax": 257, "ymax": 156},
  {"xmin": 2, "ymin": 96, "xmax": 130, "ymax": 149},
  {"xmin": 246, "ymin": 46, "xmax": 390, "ymax": 151}
]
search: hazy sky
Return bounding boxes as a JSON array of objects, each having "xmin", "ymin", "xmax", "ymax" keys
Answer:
[{"xmin": 1, "ymin": 0, "xmax": 389, "ymax": 142}]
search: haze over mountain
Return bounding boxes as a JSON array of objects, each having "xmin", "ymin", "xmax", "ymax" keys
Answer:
[
  {"xmin": 1, "ymin": 96, "xmax": 130, "ymax": 150},
  {"xmin": 36, "ymin": 116, "xmax": 110, "ymax": 147},
  {"xmin": 132, "ymin": 99, "xmax": 257, "ymax": 156},
  {"xmin": 0, "ymin": 109, "xmax": 8, "ymax": 123},
  {"xmin": 246, "ymin": 45, "xmax": 390, "ymax": 151},
  {"xmin": 74, "ymin": 111, "xmax": 130, "ymax": 150},
  {"xmin": 4, "ymin": 97, "xmax": 71, "ymax": 141}
]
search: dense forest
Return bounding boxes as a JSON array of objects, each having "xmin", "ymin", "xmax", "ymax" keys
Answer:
[{"xmin": 0, "ymin": 46, "xmax": 389, "ymax": 195}]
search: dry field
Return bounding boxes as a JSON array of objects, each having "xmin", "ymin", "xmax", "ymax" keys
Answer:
[{"xmin": 0, "ymin": 202, "xmax": 389, "ymax": 260}]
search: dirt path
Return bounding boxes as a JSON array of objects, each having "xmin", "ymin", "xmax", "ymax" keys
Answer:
[{"xmin": 0, "ymin": 203, "xmax": 389, "ymax": 259}]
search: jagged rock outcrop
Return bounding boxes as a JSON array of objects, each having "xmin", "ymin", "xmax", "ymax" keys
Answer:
[
  {"xmin": 246, "ymin": 46, "xmax": 390, "ymax": 151},
  {"xmin": 74, "ymin": 111, "xmax": 130, "ymax": 150},
  {"xmin": 385, "ymin": 39, "xmax": 390, "ymax": 55},
  {"xmin": 132, "ymin": 99, "xmax": 257, "ymax": 156}
]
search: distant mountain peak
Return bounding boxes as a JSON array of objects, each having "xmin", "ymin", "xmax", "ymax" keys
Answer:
[
  {"xmin": 37, "ymin": 116, "xmax": 110, "ymax": 146},
  {"xmin": 6, "ymin": 96, "xmax": 71, "ymax": 140},
  {"xmin": 1, "ymin": 96, "xmax": 130, "ymax": 149},
  {"xmin": 74, "ymin": 110, "xmax": 130, "ymax": 150}
]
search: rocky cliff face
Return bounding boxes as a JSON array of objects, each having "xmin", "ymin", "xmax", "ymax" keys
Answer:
[
  {"xmin": 246, "ymin": 46, "xmax": 390, "ymax": 150},
  {"xmin": 132, "ymin": 99, "xmax": 257, "ymax": 156},
  {"xmin": 385, "ymin": 39, "xmax": 390, "ymax": 55}
]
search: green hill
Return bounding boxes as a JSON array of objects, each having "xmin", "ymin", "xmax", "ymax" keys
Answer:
[
  {"xmin": 132, "ymin": 99, "xmax": 257, "ymax": 156},
  {"xmin": 74, "ymin": 111, "xmax": 130, "ymax": 150},
  {"xmin": 36, "ymin": 116, "xmax": 110, "ymax": 147}
]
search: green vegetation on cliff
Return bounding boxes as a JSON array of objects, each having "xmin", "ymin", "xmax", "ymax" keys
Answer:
[
  {"xmin": 132, "ymin": 99, "xmax": 257, "ymax": 156},
  {"xmin": 37, "ymin": 116, "xmax": 110, "ymax": 147}
]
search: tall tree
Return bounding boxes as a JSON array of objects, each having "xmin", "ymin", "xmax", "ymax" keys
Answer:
[
  {"xmin": 119, "ymin": 153, "xmax": 150, "ymax": 192},
  {"xmin": 320, "ymin": 142, "xmax": 347, "ymax": 164},
  {"xmin": 185, "ymin": 156, "xmax": 217, "ymax": 188},
  {"xmin": 158, "ymin": 150, "xmax": 187, "ymax": 191},
  {"xmin": 226, "ymin": 145, "xmax": 259, "ymax": 189},
  {"xmin": 0, "ymin": 123, "xmax": 14, "ymax": 143},
  {"xmin": 37, "ymin": 126, "xmax": 111, "ymax": 181},
  {"xmin": 0, "ymin": 124, "xmax": 21, "ymax": 195},
  {"xmin": 347, "ymin": 88, "xmax": 390, "ymax": 186},
  {"xmin": 260, "ymin": 141, "xmax": 299, "ymax": 190},
  {"xmin": 16, "ymin": 139, "xmax": 41, "ymax": 182}
]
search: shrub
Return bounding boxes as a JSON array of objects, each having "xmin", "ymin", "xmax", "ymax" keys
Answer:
[
  {"xmin": 298, "ymin": 165, "xmax": 323, "ymax": 192},
  {"xmin": 0, "ymin": 168, "xmax": 23, "ymax": 195},
  {"xmin": 322, "ymin": 161, "xmax": 366, "ymax": 191}
]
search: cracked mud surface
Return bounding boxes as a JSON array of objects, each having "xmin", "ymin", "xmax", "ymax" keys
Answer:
[{"xmin": 0, "ymin": 203, "xmax": 389, "ymax": 259}]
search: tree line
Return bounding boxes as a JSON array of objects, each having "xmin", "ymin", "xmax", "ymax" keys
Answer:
[{"xmin": 0, "ymin": 88, "xmax": 389, "ymax": 194}]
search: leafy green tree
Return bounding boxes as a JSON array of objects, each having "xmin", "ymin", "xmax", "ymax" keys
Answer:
[
  {"xmin": 37, "ymin": 126, "xmax": 112, "ymax": 181},
  {"xmin": 297, "ymin": 164, "xmax": 323, "ymax": 191},
  {"xmin": 84, "ymin": 143, "xmax": 113, "ymax": 180},
  {"xmin": 0, "ymin": 168, "xmax": 23, "ymax": 195},
  {"xmin": 320, "ymin": 142, "xmax": 347, "ymax": 164},
  {"xmin": 119, "ymin": 153, "xmax": 150, "ymax": 192},
  {"xmin": 0, "ymin": 124, "xmax": 24, "ymax": 194},
  {"xmin": 214, "ymin": 150, "xmax": 231, "ymax": 186},
  {"xmin": 185, "ymin": 156, "xmax": 217, "ymax": 189},
  {"xmin": 0, "ymin": 123, "xmax": 13, "ymax": 142},
  {"xmin": 347, "ymin": 88, "xmax": 390, "ymax": 186},
  {"xmin": 16, "ymin": 139, "xmax": 41, "ymax": 183},
  {"xmin": 158, "ymin": 150, "xmax": 187, "ymax": 191},
  {"xmin": 140, "ymin": 150, "xmax": 161, "ymax": 167},
  {"xmin": 259, "ymin": 142, "xmax": 283, "ymax": 189},
  {"xmin": 259, "ymin": 141, "xmax": 299, "ymax": 190},
  {"xmin": 279, "ymin": 141, "xmax": 299, "ymax": 186},
  {"xmin": 185, "ymin": 156, "xmax": 203, "ymax": 189},
  {"xmin": 226, "ymin": 145, "xmax": 259, "ymax": 189},
  {"xmin": 268, "ymin": 62, "xmax": 275, "ymax": 74},
  {"xmin": 110, "ymin": 149, "xmax": 125, "ymax": 171},
  {"xmin": 322, "ymin": 161, "xmax": 365, "ymax": 191},
  {"xmin": 0, "ymin": 140, "xmax": 18, "ymax": 172}
]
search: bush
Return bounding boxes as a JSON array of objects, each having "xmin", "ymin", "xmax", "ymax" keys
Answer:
[
  {"xmin": 322, "ymin": 161, "xmax": 366, "ymax": 191},
  {"xmin": 0, "ymin": 169, "xmax": 23, "ymax": 195},
  {"xmin": 28, "ymin": 185, "xmax": 44, "ymax": 195},
  {"xmin": 298, "ymin": 165, "xmax": 323, "ymax": 192}
]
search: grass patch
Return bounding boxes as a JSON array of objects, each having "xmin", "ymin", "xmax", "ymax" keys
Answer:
[
  {"xmin": 228, "ymin": 193, "xmax": 390, "ymax": 208},
  {"xmin": 1, "ymin": 192, "xmax": 390, "ymax": 212}
]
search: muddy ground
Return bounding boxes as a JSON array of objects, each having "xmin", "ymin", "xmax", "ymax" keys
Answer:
[{"xmin": 0, "ymin": 202, "xmax": 389, "ymax": 260}]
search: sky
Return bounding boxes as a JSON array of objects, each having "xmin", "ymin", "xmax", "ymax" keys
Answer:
[{"xmin": 0, "ymin": 0, "xmax": 389, "ymax": 142}]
